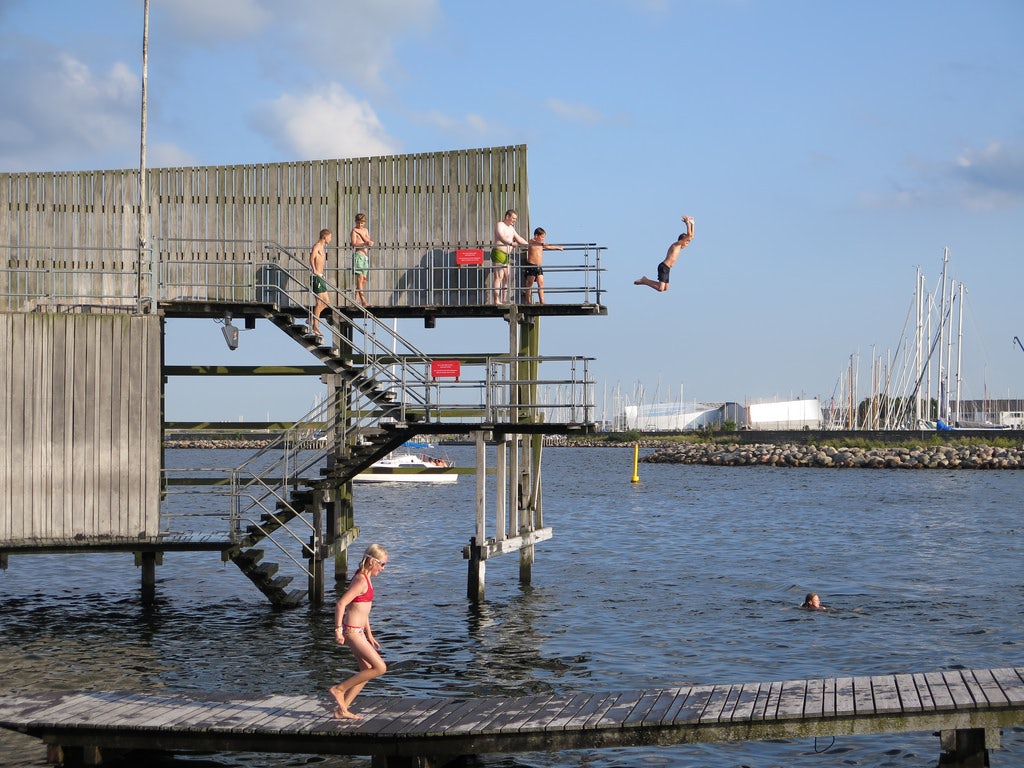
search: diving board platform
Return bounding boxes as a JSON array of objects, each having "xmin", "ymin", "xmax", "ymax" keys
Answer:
[{"xmin": 2, "ymin": 667, "xmax": 1022, "ymax": 767}]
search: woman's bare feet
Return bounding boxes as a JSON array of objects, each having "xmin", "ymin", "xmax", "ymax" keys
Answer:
[{"xmin": 333, "ymin": 706, "xmax": 362, "ymax": 720}]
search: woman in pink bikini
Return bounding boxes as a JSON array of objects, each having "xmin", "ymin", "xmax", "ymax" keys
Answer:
[{"xmin": 330, "ymin": 544, "xmax": 389, "ymax": 719}]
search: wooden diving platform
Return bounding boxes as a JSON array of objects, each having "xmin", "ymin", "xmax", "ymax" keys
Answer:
[{"xmin": 2, "ymin": 666, "xmax": 1022, "ymax": 767}]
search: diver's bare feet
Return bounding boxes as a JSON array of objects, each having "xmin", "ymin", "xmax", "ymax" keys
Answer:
[
  {"xmin": 634, "ymin": 277, "xmax": 646, "ymax": 285},
  {"xmin": 333, "ymin": 706, "xmax": 362, "ymax": 720}
]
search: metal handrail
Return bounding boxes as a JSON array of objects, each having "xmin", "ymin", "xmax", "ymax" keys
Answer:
[{"xmin": 0, "ymin": 239, "xmax": 607, "ymax": 309}]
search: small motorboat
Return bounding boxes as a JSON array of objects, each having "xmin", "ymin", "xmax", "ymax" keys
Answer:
[{"xmin": 354, "ymin": 450, "xmax": 459, "ymax": 484}]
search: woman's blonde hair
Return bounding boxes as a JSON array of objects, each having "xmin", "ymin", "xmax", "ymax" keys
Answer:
[{"xmin": 358, "ymin": 543, "xmax": 388, "ymax": 575}]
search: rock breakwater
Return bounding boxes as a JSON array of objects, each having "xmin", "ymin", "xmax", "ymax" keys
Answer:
[{"xmin": 641, "ymin": 442, "xmax": 1024, "ymax": 469}]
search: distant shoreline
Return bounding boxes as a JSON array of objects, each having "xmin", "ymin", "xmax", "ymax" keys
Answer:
[{"xmin": 165, "ymin": 436, "xmax": 1024, "ymax": 468}]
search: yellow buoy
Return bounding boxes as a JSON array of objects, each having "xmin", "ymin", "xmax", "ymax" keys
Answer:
[{"xmin": 631, "ymin": 443, "xmax": 640, "ymax": 483}]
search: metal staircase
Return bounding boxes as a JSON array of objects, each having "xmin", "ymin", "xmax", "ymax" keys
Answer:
[
  {"xmin": 155, "ymin": 241, "xmax": 595, "ymax": 607},
  {"xmin": 221, "ymin": 247, "xmax": 440, "ymax": 606}
]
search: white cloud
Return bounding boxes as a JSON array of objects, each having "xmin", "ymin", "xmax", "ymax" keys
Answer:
[
  {"xmin": 253, "ymin": 84, "xmax": 399, "ymax": 159},
  {"xmin": 148, "ymin": 141, "xmax": 199, "ymax": 169},
  {"xmin": 0, "ymin": 44, "xmax": 139, "ymax": 171},
  {"xmin": 157, "ymin": 0, "xmax": 438, "ymax": 91},
  {"xmin": 158, "ymin": 0, "xmax": 274, "ymax": 45},
  {"xmin": 412, "ymin": 109, "xmax": 490, "ymax": 137},
  {"xmin": 544, "ymin": 98, "xmax": 604, "ymax": 125},
  {"xmin": 861, "ymin": 139, "xmax": 1024, "ymax": 211},
  {"xmin": 953, "ymin": 140, "xmax": 1024, "ymax": 208}
]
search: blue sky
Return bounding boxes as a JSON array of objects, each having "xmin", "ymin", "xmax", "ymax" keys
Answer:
[{"xmin": 2, "ymin": 0, "xmax": 1022, "ymax": 422}]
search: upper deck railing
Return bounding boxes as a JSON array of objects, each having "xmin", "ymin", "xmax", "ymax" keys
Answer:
[{"xmin": 0, "ymin": 239, "xmax": 607, "ymax": 312}]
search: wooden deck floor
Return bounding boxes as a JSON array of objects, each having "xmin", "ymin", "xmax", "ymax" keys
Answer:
[{"xmin": 2, "ymin": 667, "xmax": 1022, "ymax": 767}]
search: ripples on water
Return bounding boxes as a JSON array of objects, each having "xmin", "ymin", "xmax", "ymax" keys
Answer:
[{"xmin": 2, "ymin": 447, "xmax": 1023, "ymax": 767}]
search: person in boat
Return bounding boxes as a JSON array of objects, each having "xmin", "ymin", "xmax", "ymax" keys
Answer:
[
  {"xmin": 330, "ymin": 544, "xmax": 389, "ymax": 720},
  {"xmin": 634, "ymin": 215, "xmax": 694, "ymax": 292},
  {"xmin": 801, "ymin": 592, "xmax": 827, "ymax": 611}
]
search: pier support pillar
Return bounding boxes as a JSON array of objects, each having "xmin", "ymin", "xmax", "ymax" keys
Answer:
[
  {"xmin": 308, "ymin": 492, "xmax": 324, "ymax": 606},
  {"xmin": 467, "ymin": 430, "xmax": 488, "ymax": 602},
  {"xmin": 49, "ymin": 742, "xmax": 103, "ymax": 767},
  {"xmin": 466, "ymin": 537, "xmax": 485, "ymax": 603},
  {"xmin": 136, "ymin": 551, "xmax": 159, "ymax": 606},
  {"xmin": 939, "ymin": 728, "xmax": 993, "ymax": 767}
]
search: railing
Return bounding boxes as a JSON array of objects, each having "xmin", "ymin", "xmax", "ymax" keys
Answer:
[{"xmin": 0, "ymin": 239, "xmax": 606, "ymax": 311}]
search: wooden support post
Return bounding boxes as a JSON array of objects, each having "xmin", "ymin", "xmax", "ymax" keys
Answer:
[
  {"xmin": 509, "ymin": 433, "xmax": 519, "ymax": 534},
  {"xmin": 517, "ymin": 312, "xmax": 541, "ymax": 585},
  {"xmin": 308, "ymin": 491, "xmax": 324, "ymax": 605},
  {"xmin": 939, "ymin": 728, "xmax": 992, "ymax": 767},
  {"xmin": 50, "ymin": 742, "xmax": 103, "ymax": 767},
  {"xmin": 323, "ymin": 372, "xmax": 355, "ymax": 588},
  {"xmin": 136, "ymin": 551, "xmax": 159, "ymax": 606},
  {"xmin": 372, "ymin": 752, "xmax": 455, "ymax": 767},
  {"xmin": 333, "ymin": 485, "xmax": 354, "ymax": 588},
  {"xmin": 495, "ymin": 435, "xmax": 507, "ymax": 541},
  {"xmin": 468, "ymin": 430, "xmax": 487, "ymax": 602}
]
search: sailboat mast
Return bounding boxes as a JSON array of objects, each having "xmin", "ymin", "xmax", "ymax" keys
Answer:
[{"xmin": 955, "ymin": 282, "xmax": 965, "ymax": 424}]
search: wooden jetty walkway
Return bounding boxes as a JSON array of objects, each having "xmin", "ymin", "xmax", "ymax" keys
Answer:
[{"xmin": 2, "ymin": 666, "xmax": 1023, "ymax": 767}]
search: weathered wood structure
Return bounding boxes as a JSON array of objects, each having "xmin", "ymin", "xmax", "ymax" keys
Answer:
[
  {"xmin": 2, "ymin": 666, "xmax": 1021, "ymax": 767},
  {"xmin": 0, "ymin": 145, "xmax": 606, "ymax": 604}
]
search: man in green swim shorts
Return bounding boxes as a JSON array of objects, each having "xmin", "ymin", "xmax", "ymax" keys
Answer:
[
  {"xmin": 492, "ymin": 209, "xmax": 528, "ymax": 304},
  {"xmin": 309, "ymin": 228, "xmax": 332, "ymax": 339},
  {"xmin": 349, "ymin": 213, "xmax": 373, "ymax": 306}
]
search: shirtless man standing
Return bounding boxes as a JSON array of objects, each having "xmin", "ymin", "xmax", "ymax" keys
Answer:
[
  {"xmin": 491, "ymin": 209, "xmax": 529, "ymax": 304},
  {"xmin": 634, "ymin": 215, "xmax": 694, "ymax": 292},
  {"xmin": 522, "ymin": 227, "xmax": 565, "ymax": 304},
  {"xmin": 309, "ymin": 228, "xmax": 332, "ymax": 339},
  {"xmin": 349, "ymin": 213, "xmax": 373, "ymax": 306}
]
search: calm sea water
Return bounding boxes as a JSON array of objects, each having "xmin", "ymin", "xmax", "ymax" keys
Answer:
[{"xmin": 2, "ymin": 446, "xmax": 1023, "ymax": 767}]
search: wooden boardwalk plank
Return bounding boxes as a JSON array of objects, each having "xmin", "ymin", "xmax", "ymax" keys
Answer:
[
  {"xmin": 4, "ymin": 667, "xmax": 1024, "ymax": 766},
  {"xmin": 659, "ymin": 686, "xmax": 699, "ymax": 724},
  {"xmin": 698, "ymin": 684, "xmax": 737, "ymax": 723},
  {"xmin": 834, "ymin": 677, "xmax": 855, "ymax": 716},
  {"xmin": 533, "ymin": 692, "xmax": 596, "ymax": 731},
  {"xmin": 641, "ymin": 688, "xmax": 690, "ymax": 726},
  {"xmin": 852, "ymin": 676, "xmax": 874, "ymax": 715},
  {"xmin": 894, "ymin": 674, "xmax": 922, "ymax": 712},
  {"xmin": 871, "ymin": 675, "xmax": 902, "ymax": 715},
  {"xmin": 410, "ymin": 697, "xmax": 491, "ymax": 737},
  {"xmin": 957, "ymin": 670, "xmax": 987, "ymax": 708},
  {"xmin": 569, "ymin": 693, "xmax": 620, "ymax": 730},
  {"xmin": 759, "ymin": 680, "xmax": 784, "ymax": 720},
  {"xmin": 670, "ymin": 685, "xmax": 714, "ymax": 724},
  {"xmin": 483, "ymin": 694, "xmax": 561, "ymax": 734},
  {"xmin": 776, "ymin": 678, "xmax": 807, "ymax": 720},
  {"xmin": 671, "ymin": 688, "xmax": 712, "ymax": 724},
  {"xmin": 990, "ymin": 668, "xmax": 1024, "ymax": 705},
  {"xmin": 241, "ymin": 695, "xmax": 323, "ymax": 732},
  {"xmin": 968, "ymin": 669, "xmax": 1009, "ymax": 707},
  {"xmin": 619, "ymin": 690, "xmax": 666, "ymax": 727},
  {"xmin": 722, "ymin": 682, "xmax": 762, "ymax": 722},
  {"xmin": 364, "ymin": 697, "xmax": 446, "ymax": 735},
  {"xmin": 438, "ymin": 696, "xmax": 509, "ymax": 734},
  {"xmin": 821, "ymin": 677, "xmax": 836, "ymax": 718},
  {"xmin": 923, "ymin": 671, "xmax": 956, "ymax": 711},
  {"xmin": 802, "ymin": 679, "xmax": 824, "ymax": 719},
  {"xmin": 941, "ymin": 669, "xmax": 978, "ymax": 709},
  {"xmin": 912, "ymin": 672, "xmax": 936, "ymax": 711}
]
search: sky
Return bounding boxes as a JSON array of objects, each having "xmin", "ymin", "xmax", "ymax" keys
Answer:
[{"xmin": 2, "ymin": 0, "xmax": 1022, "ymax": 423}]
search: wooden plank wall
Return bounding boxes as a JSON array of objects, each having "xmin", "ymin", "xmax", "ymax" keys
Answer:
[
  {"xmin": 0, "ymin": 312, "xmax": 161, "ymax": 542},
  {"xmin": 0, "ymin": 146, "xmax": 529, "ymax": 307}
]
